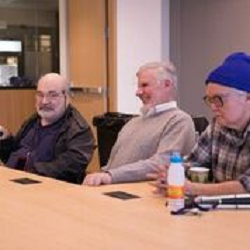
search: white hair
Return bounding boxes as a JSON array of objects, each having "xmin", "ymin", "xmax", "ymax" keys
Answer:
[{"xmin": 137, "ymin": 61, "xmax": 178, "ymax": 89}]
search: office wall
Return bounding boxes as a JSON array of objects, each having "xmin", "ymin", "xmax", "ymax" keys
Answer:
[
  {"xmin": 116, "ymin": 0, "xmax": 170, "ymax": 114},
  {"xmin": 59, "ymin": 0, "xmax": 170, "ymax": 114},
  {"xmin": 170, "ymin": 0, "xmax": 250, "ymax": 119},
  {"xmin": 0, "ymin": 90, "xmax": 35, "ymax": 133},
  {"xmin": 60, "ymin": 0, "xmax": 250, "ymax": 118}
]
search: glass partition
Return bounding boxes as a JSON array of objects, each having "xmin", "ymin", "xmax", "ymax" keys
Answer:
[{"xmin": 0, "ymin": 0, "xmax": 59, "ymax": 88}]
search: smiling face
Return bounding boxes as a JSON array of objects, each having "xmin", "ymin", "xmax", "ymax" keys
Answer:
[
  {"xmin": 205, "ymin": 82, "xmax": 250, "ymax": 130},
  {"xmin": 135, "ymin": 67, "xmax": 175, "ymax": 112},
  {"xmin": 36, "ymin": 73, "xmax": 69, "ymax": 126}
]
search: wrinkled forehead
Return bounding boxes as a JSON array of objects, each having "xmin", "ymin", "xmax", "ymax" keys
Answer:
[
  {"xmin": 137, "ymin": 68, "xmax": 158, "ymax": 84},
  {"xmin": 206, "ymin": 82, "xmax": 243, "ymax": 95},
  {"xmin": 37, "ymin": 74, "xmax": 68, "ymax": 92}
]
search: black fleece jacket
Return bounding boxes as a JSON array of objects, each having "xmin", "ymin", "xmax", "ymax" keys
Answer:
[{"xmin": 0, "ymin": 104, "xmax": 95, "ymax": 184}]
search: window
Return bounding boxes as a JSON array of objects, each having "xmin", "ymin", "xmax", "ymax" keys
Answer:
[{"xmin": 0, "ymin": 0, "xmax": 59, "ymax": 88}]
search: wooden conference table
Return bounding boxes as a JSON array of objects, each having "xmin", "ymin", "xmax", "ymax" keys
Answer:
[{"xmin": 1, "ymin": 166, "xmax": 250, "ymax": 250}]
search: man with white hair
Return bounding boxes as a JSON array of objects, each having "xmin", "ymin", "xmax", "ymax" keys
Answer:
[
  {"xmin": 83, "ymin": 61, "xmax": 196, "ymax": 186},
  {"xmin": 0, "ymin": 73, "xmax": 94, "ymax": 184}
]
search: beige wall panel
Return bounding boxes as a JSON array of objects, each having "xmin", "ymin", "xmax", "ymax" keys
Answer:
[{"xmin": 0, "ymin": 90, "xmax": 36, "ymax": 134}]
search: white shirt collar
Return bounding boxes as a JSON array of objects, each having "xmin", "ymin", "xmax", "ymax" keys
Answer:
[
  {"xmin": 154, "ymin": 101, "xmax": 177, "ymax": 113},
  {"xmin": 140, "ymin": 101, "xmax": 177, "ymax": 117}
]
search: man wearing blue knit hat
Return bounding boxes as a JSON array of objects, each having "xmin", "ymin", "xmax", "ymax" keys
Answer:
[
  {"xmin": 153, "ymin": 52, "xmax": 250, "ymax": 196},
  {"xmin": 185, "ymin": 52, "xmax": 250, "ymax": 195}
]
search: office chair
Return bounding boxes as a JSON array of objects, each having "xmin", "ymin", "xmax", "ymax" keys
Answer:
[{"xmin": 93, "ymin": 112, "xmax": 136, "ymax": 167}]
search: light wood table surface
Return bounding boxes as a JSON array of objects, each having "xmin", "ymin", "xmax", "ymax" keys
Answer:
[{"xmin": 0, "ymin": 166, "xmax": 250, "ymax": 250}]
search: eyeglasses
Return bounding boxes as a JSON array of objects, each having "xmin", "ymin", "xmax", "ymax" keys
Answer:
[
  {"xmin": 203, "ymin": 92, "xmax": 246, "ymax": 108},
  {"xmin": 35, "ymin": 91, "xmax": 66, "ymax": 102}
]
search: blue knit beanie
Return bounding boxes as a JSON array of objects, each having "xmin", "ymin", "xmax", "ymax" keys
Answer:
[{"xmin": 205, "ymin": 52, "xmax": 250, "ymax": 93}]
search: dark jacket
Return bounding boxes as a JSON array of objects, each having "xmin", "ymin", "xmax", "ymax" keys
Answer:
[{"xmin": 0, "ymin": 104, "xmax": 95, "ymax": 184}]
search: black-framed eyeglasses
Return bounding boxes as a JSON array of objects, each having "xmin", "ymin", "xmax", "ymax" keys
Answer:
[
  {"xmin": 203, "ymin": 92, "xmax": 247, "ymax": 108},
  {"xmin": 203, "ymin": 95, "xmax": 225, "ymax": 108},
  {"xmin": 35, "ymin": 90, "xmax": 66, "ymax": 102}
]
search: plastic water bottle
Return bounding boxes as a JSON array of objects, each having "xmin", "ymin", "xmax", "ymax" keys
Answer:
[{"xmin": 167, "ymin": 152, "xmax": 185, "ymax": 213}]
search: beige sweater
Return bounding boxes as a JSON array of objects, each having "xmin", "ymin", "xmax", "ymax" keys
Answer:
[{"xmin": 103, "ymin": 107, "xmax": 196, "ymax": 183}]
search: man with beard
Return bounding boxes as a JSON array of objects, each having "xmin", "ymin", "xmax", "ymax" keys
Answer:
[
  {"xmin": 83, "ymin": 61, "xmax": 196, "ymax": 186},
  {"xmin": 0, "ymin": 73, "xmax": 94, "ymax": 184},
  {"xmin": 152, "ymin": 52, "xmax": 250, "ymax": 196}
]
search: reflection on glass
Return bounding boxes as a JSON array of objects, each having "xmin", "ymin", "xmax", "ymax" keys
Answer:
[
  {"xmin": 0, "ymin": 0, "xmax": 59, "ymax": 88},
  {"xmin": 0, "ymin": 40, "xmax": 22, "ymax": 52}
]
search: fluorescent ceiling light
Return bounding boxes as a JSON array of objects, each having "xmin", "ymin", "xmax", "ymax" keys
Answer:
[{"xmin": 0, "ymin": 40, "xmax": 22, "ymax": 52}]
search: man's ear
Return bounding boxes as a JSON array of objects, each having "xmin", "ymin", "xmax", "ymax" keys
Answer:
[{"xmin": 162, "ymin": 79, "xmax": 171, "ymax": 88}]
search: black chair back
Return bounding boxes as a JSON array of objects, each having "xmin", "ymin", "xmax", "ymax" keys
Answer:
[{"xmin": 93, "ymin": 112, "xmax": 136, "ymax": 167}]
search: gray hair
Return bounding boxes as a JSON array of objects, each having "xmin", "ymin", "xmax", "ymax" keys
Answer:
[
  {"xmin": 137, "ymin": 61, "xmax": 178, "ymax": 89},
  {"xmin": 37, "ymin": 73, "xmax": 71, "ymax": 94}
]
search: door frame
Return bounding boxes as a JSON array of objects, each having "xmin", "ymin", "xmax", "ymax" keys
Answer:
[{"xmin": 59, "ymin": 0, "xmax": 117, "ymax": 112}]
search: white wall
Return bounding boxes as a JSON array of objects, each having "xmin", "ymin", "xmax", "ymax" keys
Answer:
[{"xmin": 116, "ymin": 0, "xmax": 170, "ymax": 114}]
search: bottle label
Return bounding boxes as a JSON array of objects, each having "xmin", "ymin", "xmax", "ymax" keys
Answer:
[{"xmin": 168, "ymin": 185, "xmax": 184, "ymax": 199}]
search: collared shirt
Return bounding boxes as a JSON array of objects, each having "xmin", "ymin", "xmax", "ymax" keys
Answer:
[
  {"xmin": 140, "ymin": 101, "xmax": 178, "ymax": 117},
  {"xmin": 188, "ymin": 120, "xmax": 250, "ymax": 192}
]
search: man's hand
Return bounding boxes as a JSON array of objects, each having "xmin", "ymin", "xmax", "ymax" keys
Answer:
[
  {"xmin": 147, "ymin": 165, "xmax": 168, "ymax": 196},
  {"xmin": 83, "ymin": 172, "xmax": 112, "ymax": 186},
  {"xmin": 0, "ymin": 126, "xmax": 10, "ymax": 140},
  {"xmin": 147, "ymin": 165, "xmax": 195, "ymax": 197}
]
